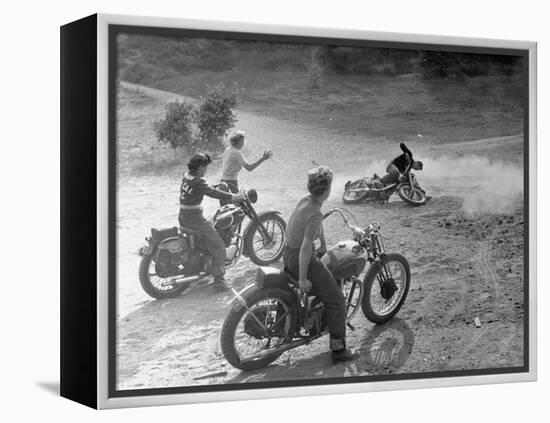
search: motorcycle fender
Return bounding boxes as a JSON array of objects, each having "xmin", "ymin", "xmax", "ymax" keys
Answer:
[
  {"xmin": 158, "ymin": 237, "xmax": 186, "ymax": 254},
  {"xmin": 229, "ymin": 283, "xmax": 257, "ymax": 309},
  {"xmin": 242, "ymin": 210, "xmax": 282, "ymax": 257}
]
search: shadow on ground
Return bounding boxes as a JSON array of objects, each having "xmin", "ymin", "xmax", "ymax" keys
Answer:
[{"xmin": 225, "ymin": 318, "xmax": 415, "ymax": 384}]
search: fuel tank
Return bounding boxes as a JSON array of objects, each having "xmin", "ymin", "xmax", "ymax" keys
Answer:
[
  {"xmin": 213, "ymin": 205, "xmax": 245, "ymax": 230},
  {"xmin": 321, "ymin": 240, "xmax": 367, "ymax": 280}
]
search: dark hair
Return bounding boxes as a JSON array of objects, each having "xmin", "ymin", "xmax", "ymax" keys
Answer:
[
  {"xmin": 307, "ymin": 166, "xmax": 333, "ymax": 196},
  {"xmin": 187, "ymin": 153, "xmax": 212, "ymax": 173}
]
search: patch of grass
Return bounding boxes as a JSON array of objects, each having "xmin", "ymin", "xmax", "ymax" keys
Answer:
[{"xmin": 145, "ymin": 70, "xmax": 523, "ymax": 145}]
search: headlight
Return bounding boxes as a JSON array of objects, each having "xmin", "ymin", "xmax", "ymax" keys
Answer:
[{"xmin": 247, "ymin": 189, "xmax": 258, "ymax": 204}]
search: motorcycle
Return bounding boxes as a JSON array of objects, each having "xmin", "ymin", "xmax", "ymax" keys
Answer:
[
  {"xmin": 138, "ymin": 189, "xmax": 286, "ymax": 299},
  {"xmin": 220, "ymin": 208, "xmax": 411, "ymax": 371},
  {"xmin": 343, "ymin": 166, "xmax": 428, "ymax": 206}
]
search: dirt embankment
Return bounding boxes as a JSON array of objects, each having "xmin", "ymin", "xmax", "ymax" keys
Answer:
[{"xmin": 115, "ymin": 84, "xmax": 525, "ymax": 390}]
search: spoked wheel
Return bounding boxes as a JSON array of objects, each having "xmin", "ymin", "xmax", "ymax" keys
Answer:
[
  {"xmin": 361, "ymin": 253, "xmax": 410, "ymax": 324},
  {"xmin": 342, "ymin": 180, "xmax": 369, "ymax": 204},
  {"xmin": 397, "ymin": 184, "xmax": 427, "ymax": 206},
  {"xmin": 138, "ymin": 253, "xmax": 190, "ymax": 300},
  {"xmin": 342, "ymin": 277, "xmax": 364, "ymax": 322},
  {"xmin": 220, "ymin": 287, "xmax": 297, "ymax": 371},
  {"xmin": 245, "ymin": 214, "xmax": 286, "ymax": 266}
]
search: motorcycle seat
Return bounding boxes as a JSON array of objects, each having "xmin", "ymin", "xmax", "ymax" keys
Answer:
[{"xmin": 256, "ymin": 266, "xmax": 294, "ymax": 289}]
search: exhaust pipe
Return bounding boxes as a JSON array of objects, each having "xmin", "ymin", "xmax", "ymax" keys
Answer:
[{"xmin": 160, "ymin": 272, "xmax": 207, "ymax": 287}]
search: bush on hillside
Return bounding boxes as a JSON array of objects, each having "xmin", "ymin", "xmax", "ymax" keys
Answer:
[
  {"xmin": 152, "ymin": 83, "xmax": 239, "ymax": 153},
  {"xmin": 154, "ymin": 101, "xmax": 195, "ymax": 150},
  {"xmin": 419, "ymin": 52, "xmax": 523, "ymax": 79},
  {"xmin": 193, "ymin": 83, "xmax": 239, "ymax": 152}
]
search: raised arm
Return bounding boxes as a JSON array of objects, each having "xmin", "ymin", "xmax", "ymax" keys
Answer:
[
  {"xmin": 400, "ymin": 142, "xmax": 413, "ymax": 159},
  {"xmin": 242, "ymin": 150, "xmax": 272, "ymax": 172}
]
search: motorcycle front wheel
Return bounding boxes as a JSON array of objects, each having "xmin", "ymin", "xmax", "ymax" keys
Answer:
[
  {"xmin": 220, "ymin": 287, "xmax": 297, "ymax": 371},
  {"xmin": 342, "ymin": 180, "xmax": 369, "ymax": 204},
  {"xmin": 361, "ymin": 253, "xmax": 411, "ymax": 324},
  {"xmin": 397, "ymin": 184, "xmax": 427, "ymax": 206},
  {"xmin": 245, "ymin": 214, "xmax": 286, "ymax": 266},
  {"xmin": 138, "ymin": 253, "xmax": 190, "ymax": 300}
]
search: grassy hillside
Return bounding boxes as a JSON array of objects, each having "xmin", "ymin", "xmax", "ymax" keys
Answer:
[
  {"xmin": 150, "ymin": 71, "xmax": 523, "ymax": 143},
  {"xmin": 115, "ymin": 34, "xmax": 525, "ymax": 177}
]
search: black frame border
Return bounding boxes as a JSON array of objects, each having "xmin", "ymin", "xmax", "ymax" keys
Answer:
[
  {"xmin": 107, "ymin": 23, "xmax": 530, "ymax": 399},
  {"xmin": 60, "ymin": 14, "xmax": 98, "ymax": 409}
]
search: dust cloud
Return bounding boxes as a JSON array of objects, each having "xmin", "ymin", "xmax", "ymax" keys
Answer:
[
  {"xmin": 422, "ymin": 155, "xmax": 523, "ymax": 216},
  {"xmin": 331, "ymin": 156, "xmax": 523, "ymax": 217}
]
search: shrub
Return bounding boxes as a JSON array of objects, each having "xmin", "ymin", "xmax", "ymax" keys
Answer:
[
  {"xmin": 154, "ymin": 101, "xmax": 195, "ymax": 150},
  {"xmin": 193, "ymin": 83, "xmax": 239, "ymax": 152},
  {"xmin": 418, "ymin": 52, "xmax": 523, "ymax": 79}
]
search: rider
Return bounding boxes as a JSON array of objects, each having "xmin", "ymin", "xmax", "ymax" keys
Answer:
[
  {"xmin": 219, "ymin": 130, "xmax": 272, "ymax": 204},
  {"xmin": 283, "ymin": 166, "xmax": 355, "ymax": 364},
  {"xmin": 376, "ymin": 142, "xmax": 423, "ymax": 186},
  {"xmin": 179, "ymin": 153, "xmax": 246, "ymax": 292}
]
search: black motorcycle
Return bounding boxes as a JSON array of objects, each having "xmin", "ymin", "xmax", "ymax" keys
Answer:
[
  {"xmin": 138, "ymin": 189, "xmax": 286, "ymax": 299},
  {"xmin": 220, "ymin": 208, "xmax": 411, "ymax": 370},
  {"xmin": 343, "ymin": 165, "xmax": 427, "ymax": 206}
]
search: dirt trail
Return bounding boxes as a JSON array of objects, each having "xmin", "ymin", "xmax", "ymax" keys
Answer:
[{"xmin": 116, "ymin": 83, "xmax": 524, "ymax": 390}]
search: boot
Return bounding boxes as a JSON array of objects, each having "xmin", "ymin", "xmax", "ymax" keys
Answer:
[
  {"xmin": 332, "ymin": 347, "xmax": 356, "ymax": 364},
  {"xmin": 213, "ymin": 276, "xmax": 231, "ymax": 292}
]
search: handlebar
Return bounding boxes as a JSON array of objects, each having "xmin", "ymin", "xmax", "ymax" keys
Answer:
[
  {"xmin": 324, "ymin": 207, "xmax": 382, "ymax": 238},
  {"xmin": 324, "ymin": 208, "xmax": 364, "ymax": 235}
]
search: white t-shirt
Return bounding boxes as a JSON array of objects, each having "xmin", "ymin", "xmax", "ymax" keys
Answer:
[{"xmin": 221, "ymin": 146, "xmax": 248, "ymax": 180}]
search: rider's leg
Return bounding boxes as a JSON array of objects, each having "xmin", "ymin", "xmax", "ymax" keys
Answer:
[
  {"xmin": 380, "ymin": 163, "xmax": 401, "ymax": 185},
  {"xmin": 282, "ymin": 247, "xmax": 354, "ymax": 362},
  {"xmin": 307, "ymin": 258, "xmax": 347, "ymax": 351},
  {"xmin": 179, "ymin": 210, "xmax": 228, "ymax": 289}
]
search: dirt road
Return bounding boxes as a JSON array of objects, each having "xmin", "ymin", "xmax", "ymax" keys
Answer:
[{"xmin": 116, "ymin": 83, "xmax": 524, "ymax": 390}]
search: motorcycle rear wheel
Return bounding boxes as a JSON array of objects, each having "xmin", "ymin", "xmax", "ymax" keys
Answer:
[
  {"xmin": 138, "ymin": 253, "xmax": 191, "ymax": 300},
  {"xmin": 221, "ymin": 287, "xmax": 297, "ymax": 371},
  {"xmin": 342, "ymin": 180, "xmax": 369, "ymax": 204},
  {"xmin": 361, "ymin": 253, "xmax": 410, "ymax": 324},
  {"xmin": 397, "ymin": 184, "xmax": 427, "ymax": 206}
]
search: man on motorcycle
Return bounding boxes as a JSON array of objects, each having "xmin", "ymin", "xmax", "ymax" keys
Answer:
[
  {"xmin": 179, "ymin": 153, "xmax": 246, "ymax": 292},
  {"xmin": 375, "ymin": 142, "xmax": 423, "ymax": 187},
  {"xmin": 283, "ymin": 166, "xmax": 354, "ymax": 363}
]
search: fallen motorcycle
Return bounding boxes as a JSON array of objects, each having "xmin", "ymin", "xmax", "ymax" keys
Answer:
[
  {"xmin": 220, "ymin": 208, "xmax": 411, "ymax": 370},
  {"xmin": 343, "ymin": 167, "xmax": 428, "ymax": 206},
  {"xmin": 138, "ymin": 189, "xmax": 286, "ymax": 299}
]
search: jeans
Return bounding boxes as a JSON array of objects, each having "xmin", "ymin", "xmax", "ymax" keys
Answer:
[
  {"xmin": 219, "ymin": 180, "xmax": 239, "ymax": 206},
  {"xmin": 283, "ymin": 246, "xmax": 346, "ymax": 351},
  {"xmin": 380, "ymin": 163, "xmax": 401, "ymax": 186},
  {"xmin": 178, "ymin": 209, "xmax": 226, "ymax": 280}
]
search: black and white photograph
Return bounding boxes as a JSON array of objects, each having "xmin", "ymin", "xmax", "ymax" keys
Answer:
[
  {"xmin": 6, "ymin": 0, "xmax": 550, "ymax": 418},
  {"xmin": 111, "ymin": 25, "xmax": 529, "ymax": 394}
]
